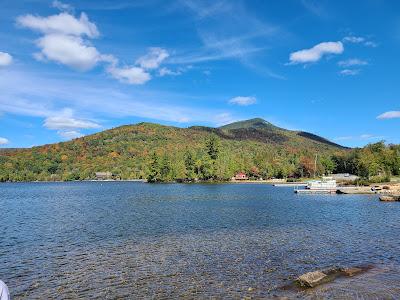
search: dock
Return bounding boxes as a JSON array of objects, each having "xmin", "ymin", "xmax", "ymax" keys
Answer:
[
  {"xmin": 295, "ymin": 189, "xmax": 337, "ymax": 194},
  {"xmin": 274, "ymin": 183, "xmax": 308, "ymax": 187}
]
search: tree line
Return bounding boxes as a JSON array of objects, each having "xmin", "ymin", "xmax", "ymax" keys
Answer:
[{"xmin": 0, "ymin": 126, "xmax": 399, "ymax": 184}]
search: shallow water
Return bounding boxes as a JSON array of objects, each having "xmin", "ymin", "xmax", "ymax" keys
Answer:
[{"xmin": 1, "ymin": 182, "xmax": 399, "ymax": 299}]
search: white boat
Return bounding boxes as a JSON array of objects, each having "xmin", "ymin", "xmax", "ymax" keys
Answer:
[
  {"xmin": 295, "ymin": 177, "xmax": 337, "ymax": 194},
  {"xmin": 306, "ymin": 178, "xmax": 337, "ymax": 190}
]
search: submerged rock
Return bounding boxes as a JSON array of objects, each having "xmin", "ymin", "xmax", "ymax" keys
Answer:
[
  {"xmin": 294, "ymin": 265, "xmax": 372, "ymax": 289},
  {"xmin": 380, "ymin": 195, "xmax": 400, "ymax": 201},
  {"xmin": 296, "ymin": 271, "xmax": 328, "ymax": 288},
  {"xmin": 340, "ymin": 267, "xmax": 363, "ymax": 277}
]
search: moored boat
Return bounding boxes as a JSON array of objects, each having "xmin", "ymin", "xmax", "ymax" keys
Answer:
[{"xmin": 295, "ymin": 177, "xmax": 337, "ymax": 194}]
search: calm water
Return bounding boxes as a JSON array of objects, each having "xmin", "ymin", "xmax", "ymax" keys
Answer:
[{"xmin": 1, "ymin": 182, "xmax": 400, "ymax": 299}]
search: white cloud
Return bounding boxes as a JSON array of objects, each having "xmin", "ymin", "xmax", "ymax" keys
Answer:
[
  {"xmin": 343, "ymin": 36, "xmax": 365, "ymax": 44},
  {"xmin": 289, "ymin": 41, "xmax": 344, "ymax": 64},
  {"xmin": 159, "ymin": 67, "xmax": 181, "ymax": 76},
  {"xmin": 107, "ymin": 65, "xmax": 151, "ymax": 85},
  {"xmin": 340, "ymin": 69, "xmax": 360, "ymax": 76},
  {"xmin": 213, "ymin": 112, "xmax": 237, "ymax": 126},
  {"xmin": 36, "ymin": 34, "xmax": 101, "ymax": 71},
  {"xmin": 334, "ymin": 134, "xmax": 384, "ymax": 141},
  {"xmin": 377, "ymin": 111, "xmax": 400, "ymax": 120},
  {"xmin": 338, "ymin": 58, "xmax": 368, "ymax": 67},
  {"xmin": 343, "ymin": 36, "xmax": 378, "ymax": 48},
  {"xmin": 58, "ymin": 130, "xmax": 83, "ymax": 139},
  {"xmin": 17, "ymin": 11, "xmax": 104, "ymax": 71},
  {"xmin": 364, "ymin": 41, "xmax": 378, "ymax": 48},
  {"xmin": 52, "ymin": 0, "xmax": 74, "ymax": 12},
  {"xmin": 229, "ymin": 96, "xmax": 257, "ymax": 106},
  {"xmin": 0, "ymin": 137, "xmax": 9, "ymax": 145},
  {"xmin": 334, "ymin": 136, "xmax": 353, "ymax": 141},
  {"xmin": 1, "ymin": 68, "xmax": 233, "ymax": 127},
  {"xmin": 0, "ymin": 52, "xmax": 12, "ymax": 67},
  {"xmin": 44, "ymin": 111, "xmax": 101, "ymax": 130},
  {"xmin": 17, "ymin": 12, "xmax": 99, "ymax": 38},
  {"xmin": 136, "ymin": 47, "xmax": 169, "ymax": 69},
  {"xmin": 17, "ymin": 11, "xmax": 170, "ymax": 83},
  {"xmin": 158, "ymin": 65, "xmax": 192, "ymax": 77}
]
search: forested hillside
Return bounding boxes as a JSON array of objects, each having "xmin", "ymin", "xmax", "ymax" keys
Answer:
[{"xmin": 0, "ymin": 118, "xmax": 398, "ymax": 182}]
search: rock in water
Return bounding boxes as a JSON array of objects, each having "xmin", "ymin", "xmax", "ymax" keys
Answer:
[
  {"xmin": 340, "ymin": 267, "xmax": 363, "ymax": 277},
  {"xmin": 296, "ymin": 271, "xmax": 327, "ymax": 288}
]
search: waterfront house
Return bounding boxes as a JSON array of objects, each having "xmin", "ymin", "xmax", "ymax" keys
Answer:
[{"xmin": 234, "ymin": 172, "xmax": 249, "ymax": 180}]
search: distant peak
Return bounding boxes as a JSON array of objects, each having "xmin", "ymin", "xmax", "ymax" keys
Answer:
[{"xmin": 219, "ymin": 118, "xmax": 274, "ymax": 130}]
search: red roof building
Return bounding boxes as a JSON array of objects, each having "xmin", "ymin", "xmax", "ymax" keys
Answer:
[{"xmin": 234, "ymin": 172, "xmax": 248, "ymax": 180}]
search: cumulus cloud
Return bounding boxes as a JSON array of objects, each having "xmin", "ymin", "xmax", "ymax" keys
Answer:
[
  {"xmin": 229, "ymin": 96, "xmax": 257, "ymax": 106},
  {"xmin": 377, "ymin": 111, "xmax": 400, "ymax": 120},
  {"xmin": 0, "ymin": 52, "xmax": 13, "ymax": 67},
  {"xmin": 136, "ymin": 47, "xmax": 169, "ymax": 69},
  {"xmin": 17, "ymin": 10, "xmax": 172, "ymax": 84},
  {"xmin": 289, "ymin": 41, "xmax": 344, "ymax": 64},
  {"xmin": 17, "ymin": 11, "xmax": 104, "ymax": 71},
  {"xmin": 340, "ymin": 69, "xmax": 360, "ymax": 76},
  {"xmin": 17, "ymin": 12, "xmax": 99, "ymax": 38},
  {"xmin": 107, "ymin": 65, "xmax": 151, "ymax": 85},
  {"xmin": 338, "ymin": 58, "xmax": 368, "ymax": 67},
  {"xmin": 0, "ymin": 137, "xmax": 9, "ymax": 145},
  {"xmin": 36, "ymin": 34, "xmax": 101, "ymax": 71}
]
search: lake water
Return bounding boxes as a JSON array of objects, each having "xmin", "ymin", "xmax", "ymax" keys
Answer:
[{"xmin": 1, "ymin": 182, "xmax": 399, "ymax": 299}]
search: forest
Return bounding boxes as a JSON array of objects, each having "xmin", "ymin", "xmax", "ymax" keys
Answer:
[{"xmin": 0, "ymin": 120, "xmax": 399, "ymax": 183}]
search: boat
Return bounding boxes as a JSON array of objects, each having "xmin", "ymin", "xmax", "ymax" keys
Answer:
[{"xmin": 295, "ymin": 177, "xmax": 337, "ymax": 194}]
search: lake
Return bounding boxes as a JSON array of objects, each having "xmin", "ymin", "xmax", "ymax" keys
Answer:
[{"xmin": 1, "ymin": 182, "xmax": 399, "ymax": 299}]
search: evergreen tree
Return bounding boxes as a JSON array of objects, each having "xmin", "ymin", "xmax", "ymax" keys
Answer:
[
  {"xmin": 205, "ymin": 134, "xmax": 220, "ymax": 179},
  {"xmin": 147, "ymin": 153, "xmax": 160, "ymax": 182},
  {"xmin": 206, "ymin": 134, "xmax": 220, "ymax": 161},
  {"xmin": 184, "ymin": 150, "xmax": 195, "ymax": 180}
]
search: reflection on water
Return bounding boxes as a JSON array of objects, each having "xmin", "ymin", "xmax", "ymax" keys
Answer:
[{"xmin": 1, "ymin": 182, "xmax": 399, "ymax": 299}]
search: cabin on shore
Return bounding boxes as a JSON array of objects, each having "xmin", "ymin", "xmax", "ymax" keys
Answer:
[
  {"xmin": 233, "ymin": 172, "xmax": 249, "ymax": 181},
  {"xmin": 95, "ymin": 172, "xmax": 113, "ymax": 180}
]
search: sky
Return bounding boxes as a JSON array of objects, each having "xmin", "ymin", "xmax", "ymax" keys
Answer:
[{"xmin": 0, "ymin": 0, "xmax": 400, "ymax": 148}]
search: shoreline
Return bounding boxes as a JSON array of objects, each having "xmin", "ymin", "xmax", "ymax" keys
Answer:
[{"xmin": 1, "ymin": 180, "xmax": 399, "ymax": 195}]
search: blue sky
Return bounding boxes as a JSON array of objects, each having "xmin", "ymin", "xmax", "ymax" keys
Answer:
[{"xmin": 0, "ymin": 0, "xmax": 399, "ymax": 148}]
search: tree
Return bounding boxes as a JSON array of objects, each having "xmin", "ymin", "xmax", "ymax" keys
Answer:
[
  {"xmin": 147, "ymin": 153, "xmax": 160, "ymax": 182},
  {"xmin": 160, "ymin": 155, "xmax": 171, "ymax": 181},
  {"xmin": 206, "ymin": 134, "xmax": 220, "ymax": 161},
  {"xmin": 204, "ymin": 134, "xmax": 220, "ymax": 179},
  {"xmin": 320, "ymin": 156, "xmax": 336, "ymax": 175},
  {"xmin": 184, "ymin": 150, "xmax": 195, "ymax": 180}
]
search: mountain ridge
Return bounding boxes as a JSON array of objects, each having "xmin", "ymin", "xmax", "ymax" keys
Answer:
[{"xmin": 0, "ymin": 118, "xmax": 347, "ymax": 181}]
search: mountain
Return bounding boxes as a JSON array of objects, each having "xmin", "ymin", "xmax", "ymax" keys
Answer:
[
  {"xmin": 0, "ymin": 118, "xmax": 346, "ymax": 182},
  {"xmin": 194, "ymin": 118, "xmax": 345, "ymax": 149}
]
